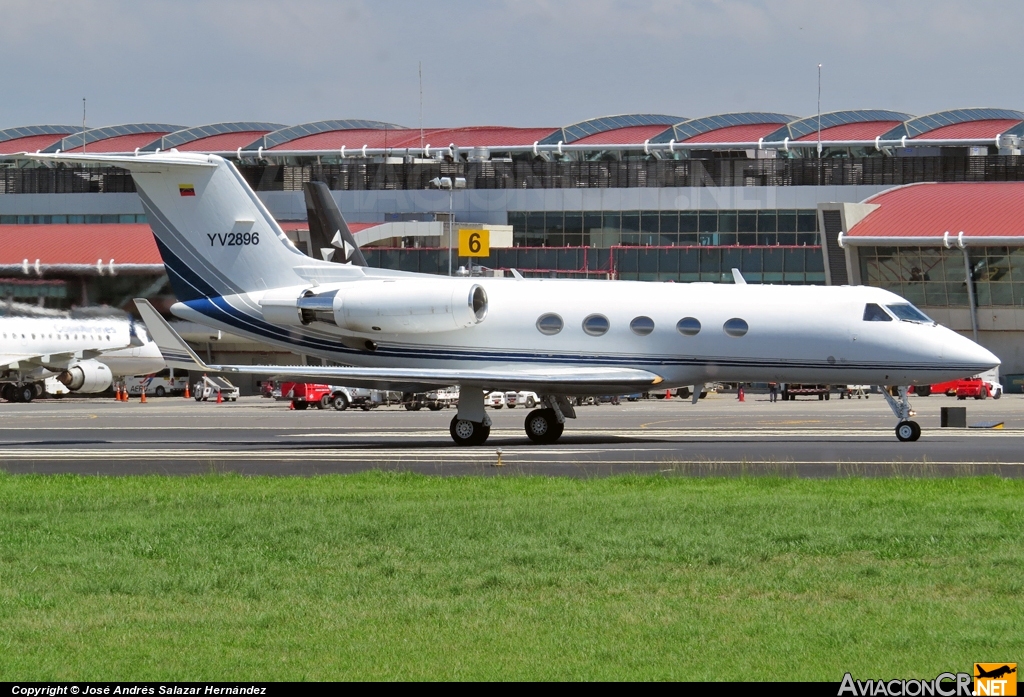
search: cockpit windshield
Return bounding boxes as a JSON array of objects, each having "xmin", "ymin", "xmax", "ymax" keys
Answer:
[
  {"xmin": 863, "ymin": 303, "xmax": 892, "ymax": 322},
  {"xmin": 887, "ymin": 303, "xmax": 933, "ymax": 324}
]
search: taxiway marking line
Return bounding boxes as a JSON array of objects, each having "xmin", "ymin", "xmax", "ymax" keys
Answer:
[{"xmin": 2, "ymin": 448, "xmax": 1023, "ymax": 466}]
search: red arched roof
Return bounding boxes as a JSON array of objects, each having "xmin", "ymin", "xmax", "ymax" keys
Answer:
[
  {"xmin": 683, "ymin": 123, "xmax": 785, "ymax": 143},
  {"xmin": 0, "ymin": 225, "xmax": 160, "ymax": 264},
  {"xmin": 795, "ymin": 121, "xmax": 902, "ymax": 142},
  {"xmin": 0, "ymin": 133, "xmax": 68, "ymax": 155},
  {"xmin": 848, "ymin": 183, "xmax": 1024, "ymax": 239},
  {"xmin": 572, "ymin": 125, "xmax": 672, "ymax": 145},
  {"xmin": 913, "ymin": 119, "xmax": 1021, "ymax": 140},
  {"xmin": 64, "ymin": 133, "xmax": 173, "ymax": 154}
]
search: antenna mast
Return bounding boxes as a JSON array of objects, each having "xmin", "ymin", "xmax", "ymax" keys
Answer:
[
  {"xmin": 82, "ymin": 98, "xmax": 87, "ymax": 153},
  {"xmin": 419, "ymin": 61, "xmax": 424, "ymax": 148}
]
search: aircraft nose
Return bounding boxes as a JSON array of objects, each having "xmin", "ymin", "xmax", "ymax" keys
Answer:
[{"xmin": 944, "ymin": 331, "xmax": 1000, "ymax": 373}]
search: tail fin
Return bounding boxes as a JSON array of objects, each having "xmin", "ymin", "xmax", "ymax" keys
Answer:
[
  {"xmin": 24, "ymin": 152, "xmax": 317, "ymax": 300},
  {"xmin": 303, "ymin": 181, "xmax": 368, "ymax": 266}
]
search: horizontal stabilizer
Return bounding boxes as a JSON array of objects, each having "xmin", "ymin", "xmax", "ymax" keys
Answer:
[{"xmin": 135, "ymin": 299, "xmax": 663, "ymax": 393}]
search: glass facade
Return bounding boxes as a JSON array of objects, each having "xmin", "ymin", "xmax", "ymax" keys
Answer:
[
  {"xmin": 361, "ymin": 245, "xmax": 825, "ymax": 284},
  {"xmin": 859, "ymin": 246, "xmax": 1024, "ymax": 307},
  {"xmin": 507, "ymin": 209, "xmax": 819, "ymax": 247},
  {"xmin": 0, "ymin": 214, "xmax": 147, "ymax": 224}
]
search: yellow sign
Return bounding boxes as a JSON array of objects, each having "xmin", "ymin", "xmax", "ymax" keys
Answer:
[
  {"xmin": 975, "ymin": 664, "xmax": 1017, "ymax": 696},
  {"xmin": 458, "ymin": 228, "xmax": 489, "ymax": 257}
]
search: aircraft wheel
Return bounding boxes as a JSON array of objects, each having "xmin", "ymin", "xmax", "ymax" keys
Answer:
[
  {"xmin": 895, "ymin": 420, "xmax": 921, "ymax": 442},
  {"xmin": 450, "ymin": 416, "xmax": 490, "ymax": 446},
  {"xmin": 333, "ymin": 395, "xmax": 349, "ymax": 411},
  {"xmin": 1, "ymin": 384, "xmax": 14, "ymax": 402},
  {"xmin": 524, "ymin": 408, "xmax": 564, "ymax": 444},
  {"xmin": 18, "ymin": 384, "xmax": 35, "ymax": 403}
]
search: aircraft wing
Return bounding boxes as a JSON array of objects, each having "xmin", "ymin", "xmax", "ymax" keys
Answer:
[
  {"xmin": 135, "ymin": 299, "xmax": 664, "ymax": 393},
  {"xmin": 2, "ymin": 349, "xmax": 110, "ymax": 371},
  {"xmin": 1, "ymin": 353, "xmax": 38, "ymax": 369}
]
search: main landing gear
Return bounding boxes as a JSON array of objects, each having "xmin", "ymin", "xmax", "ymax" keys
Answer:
[
  {"xmin": 881, "ymin": 386, "xmax": 921, "ymax": 442},
  {"xmin": 449, "ymin": 390, "xmax": 577, "ymax": 446}
]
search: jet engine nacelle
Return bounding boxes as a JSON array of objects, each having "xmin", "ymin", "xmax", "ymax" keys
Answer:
[
  {"xmin": 260, "ymin": 280, "xmax": 488, "ymax": 334},
  {"xmin": 57, "ymin": 359, "xmax": 113, "ymax": 393}
]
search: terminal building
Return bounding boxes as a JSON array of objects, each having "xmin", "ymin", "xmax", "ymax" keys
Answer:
[{"xmin": 3, "ymin": 108, "xmax": 1024, "ymax": 379}]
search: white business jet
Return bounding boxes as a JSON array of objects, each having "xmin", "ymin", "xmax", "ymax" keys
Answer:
[
  {"xmin": 0, "ymin": 315, "xmax": 165, "ymax": 402},
  {"xmin": 25, "ymin": 152, "xmax": 998, "ymax": 443}
]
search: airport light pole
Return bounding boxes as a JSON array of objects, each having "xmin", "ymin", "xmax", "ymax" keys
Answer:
[{"xmin": 429, "ymin": 175, "xmax": 467, "ymax": 275}]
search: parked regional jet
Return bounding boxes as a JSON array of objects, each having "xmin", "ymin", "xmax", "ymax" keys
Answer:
[
  {"xmin": 25, "ymin": 152, "xmax": 999, "ymax": 443},
  {"xmin": 0, "ymin": 315, "xmax": 165, "ymax": 402}
]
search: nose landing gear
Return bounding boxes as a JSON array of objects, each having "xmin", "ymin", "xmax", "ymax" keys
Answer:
[{"xmin": 882, "ymin": 386, "xmax": 921, "ymax": 442}]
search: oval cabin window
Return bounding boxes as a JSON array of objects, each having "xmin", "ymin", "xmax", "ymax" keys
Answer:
[
  {"xmin": 723, "ymin": 318, "xmax": 749, "ymax": 337},
  {"xmin": 676, "ymin": 317, "xmax": 701, "ymax": 336},
  {"xmin": 630, "ymin": 316, "xmax": 655, "ymax": 336},
  {"xmin": 536, "ymin": 313, "xmax": 564, "ymax": 335},
  {"xmin": 582, "ymin": 314, "xmax": 610, "ymax": 336}
]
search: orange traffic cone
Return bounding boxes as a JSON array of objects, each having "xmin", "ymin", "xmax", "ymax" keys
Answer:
[
  {"xmin": 183, "ymin": 383, "xmax": 190, "ymax": 399},
  {"xmin": 123, "ymin": 387, "xmax": 130, "ymax": 401},
  {"xmin": 140, "ymin": 390, "xmax": 147, "ymax": 404},
  {"xmin": 665, "ymin": 389, "xmax": 672, "ymax": 399},
  {"xmin": 738, "ymin": 386, "xmax": 745, "ymax": 402},
  {"xmin": 114, "ymin": 386, "xmax": 121, "ymax": 400},
  {"xmin": 216, "ymin": 390, "xmax": 223, "ymax": 404},
  {"xmin": 288, "ymin": 401, "xmax": 295, "ymax": 410}
]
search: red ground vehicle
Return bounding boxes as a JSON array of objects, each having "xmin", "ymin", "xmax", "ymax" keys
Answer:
[
  {"xmin": 954, "ymin": 378, "xmax": 992, "ymax": 400},
  {"xmin": 279, "ymin": 382, "xmax": 332, "ymax": 410},
  {"xmin": 915, "ymin": 378, "xmax": 994, "ymax": 399}
]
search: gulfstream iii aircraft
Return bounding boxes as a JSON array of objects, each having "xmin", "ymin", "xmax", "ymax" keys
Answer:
[{"xmin": 26, "ymin": 152, "xmax": 999, "ymax": 444}]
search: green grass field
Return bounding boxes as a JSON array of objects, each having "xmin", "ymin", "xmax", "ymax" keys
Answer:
[{"xmin": 0, "ymin": 472, "xmax": 1020, "ymax": 681}]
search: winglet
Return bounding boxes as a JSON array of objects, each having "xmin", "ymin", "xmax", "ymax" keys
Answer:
[
  {"xmin": 731, "ymin": 268, "xmax": 747, "ymax": 285},
  {"xmin": 134, "ymin": 299, "xmax": 211, "ymax": 370}
]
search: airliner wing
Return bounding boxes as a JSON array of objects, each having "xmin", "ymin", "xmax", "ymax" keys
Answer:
[
  {"xmin": 2, "ymin": 349, "xmax": 107, "ymax": 371},
  {"xmin": 1, "ymin": 353, "xmax": 37, "ymax": 369},
  {"xmin": 136, "ymin": 299, "xmax": 663, "ymax": 393}
]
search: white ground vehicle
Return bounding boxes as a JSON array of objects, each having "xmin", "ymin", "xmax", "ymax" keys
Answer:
[
  {"xmin": 486, "ymin": 391, "xmax": 505, "ymax": 409},
  {"xmin": 193, "ymin": 375, "xmax": 239, "ymax": 402},
  {"xmin": 126, "ymin": 369, "xmax": 189, "ymax": 397},
  {"xmin": 980, "ymin": 368, "xmax": 1003, "ymax": 399},
  {"xmin": 518, "ymin": 391, "xmax": 539, "ymax": 408}
]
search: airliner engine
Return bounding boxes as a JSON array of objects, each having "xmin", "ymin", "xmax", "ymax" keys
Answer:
[
  {"xmin": 260, "ymin": 280, "xmax": 488, "ymax": 334},
  {"xmin": 57, "ymin": 359, "xmax": 114, "ymax": 393}
]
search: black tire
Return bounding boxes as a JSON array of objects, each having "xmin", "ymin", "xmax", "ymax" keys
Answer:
[
  {"xmin": 993, "ymin": 390, "xmax": 1002, "ymax": 400},
  {"xmin": 154, "ymin": 385, "xmax": 166, "ymax": 398},
  {"xmin": 1, "ymin": 384, "xmax": 14, "ymax": 402},
  {"xmin": 524, "ymin": 408, "xmax": 564, "ymax": 444},
  {"xmin": 957, "ymin": 395, "xmax": 966, "ymax": 400},
  {"xmin": 428, "ymin": 403, "xmax": 442, "ymax": 411},
  {"xmin": 360, "ymin": 404, "xmax": 372, "ymax": 411},
  {"xmin": 895, "ymin": 420, "xmax": 920, "ymax": 442},
  {"xmin": 825, "ymin": 392, "xmax": 830, "ymax": 401},
  {"xmin": 18, "ymin": 384, "xmax": 35, "ymax": 403},
  {"xmin": 526, "ymin": 397, "xmax": 536, "ymax": 408},
  {"xmin": 32, "ymin": 382, "xmax": 44, "ymax": 398},
  {"xmin": 333, "ymin": 394, "xmax": 349, "ymax": 411},
  {"xmin": 319, "ymin": 394, "xmax": 331, "ymax": 409},
  {"xmin": 677, "ymin": 387, "xmax": 691, "ymax": 399},
  {"xmin": 194, "ymin": 384, "xmax": 204, "ymax": 401},
  {"xmin": 450, "ymin": 416, "xmax": 490, "ymax": 446},
  {"xmin": 915, "ymin": 385, "xmax": 931, "ymax": 397},
  {"xmin": 293, "ymin": 401, "xmax": 308, "ymax": 411},
  {"xmin": 699, "ymin": 391, "xmax": 707, "ymax": 399}
]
